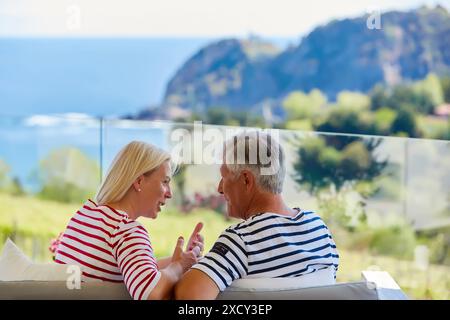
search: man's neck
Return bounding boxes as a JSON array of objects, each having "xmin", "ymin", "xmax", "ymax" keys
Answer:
[{"xmin": 243, "ymin": 192, "xmax": 295, "ymax": 220}]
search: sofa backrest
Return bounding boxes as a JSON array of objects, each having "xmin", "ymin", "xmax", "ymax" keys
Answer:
[
  {"xmin": 0, "ymin": 280, "xmax": 403, "ymax": 300},
  {"xmin": 217, "ymin": 281, "xmax": 379, "ymax": 300},
  {"xmin": 0, "ymin": 281, "xmax": 132, "ymax": 300}
]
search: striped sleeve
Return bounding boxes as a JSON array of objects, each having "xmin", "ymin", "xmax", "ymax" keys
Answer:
[
  {"xmin": 113, "ymin": 223, "xmax": 161, "ymax": 300},
  {"xmin": 192, "ymin": 228, "xmax": 248, "ymax": 291}
]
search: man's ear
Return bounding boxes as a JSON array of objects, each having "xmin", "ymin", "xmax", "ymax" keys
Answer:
[{"xmin": 241, "ymin": 170, "xmax": 254, "ymax": 190}]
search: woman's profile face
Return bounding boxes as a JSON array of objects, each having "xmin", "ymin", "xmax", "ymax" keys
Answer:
[{"xmin": 139, "ymin": 161, "xmax": 172, "ymax": 219}]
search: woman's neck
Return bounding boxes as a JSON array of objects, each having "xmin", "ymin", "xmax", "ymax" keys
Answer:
[{"xmin": 105, "ymin": 196, "xmax": 139, "ymax": 220}]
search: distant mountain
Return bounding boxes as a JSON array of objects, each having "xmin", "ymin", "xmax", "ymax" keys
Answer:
[
  {"xmin": 162, "ymin": 6, "xmax": 450, "ymax": 114},
  {"xmin": 164, "ymin": 37, "xmax": 282, "ymax": 112}
]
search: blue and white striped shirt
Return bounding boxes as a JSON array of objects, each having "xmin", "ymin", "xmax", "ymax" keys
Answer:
[{"xmin": 192, "ymin": 209, "xmax": 339, "ymax": 291}]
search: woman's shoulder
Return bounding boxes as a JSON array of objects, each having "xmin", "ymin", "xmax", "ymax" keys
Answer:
[
  {"xmin": 113, "ymin": 216, "xmax": 149, "ymax": 240},
  {"xmin": 84, "ymin": 199, "xmax": 128, "ymax": 218},
  {"xmin": 81, "ymin": 199, "xmax": 148, "ymax": 233}
]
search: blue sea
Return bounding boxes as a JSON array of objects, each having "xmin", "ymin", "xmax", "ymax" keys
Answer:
[{"xmin": 0, "ymin": 37, "xmax": 296, "ymax": 117}]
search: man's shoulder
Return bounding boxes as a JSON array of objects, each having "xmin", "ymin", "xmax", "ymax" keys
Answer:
[
  {"xmin": 223, "ymin": 215, "xmax": 267, "ymax": 235},
  {"xmin": 220, "ymin": 209, "xmax": 328, "ymax": 237},
  {"xmin": 233, "ymin": 209, "xmax": 318, "ymax": 228}
]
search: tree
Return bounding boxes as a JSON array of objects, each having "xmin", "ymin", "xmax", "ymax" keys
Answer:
[
  {"xmin": 0, "ymin": 159, "xmax": 26, "ymax": 196},
  {"xmin": 370, "ymin": 74, "xmax": 443, "ymax": 115},
  {"xmin": 0, "ymin": 159, "xmax": 10, "ymax": 190},
  {"xmin": 390, "ymin": 106, "xmax": 422, "ymax": 138},
  {"xmin": 315, "ymin": 107, "xmax": 375, "ymax": 139},
  {"xmin": 37, "ymin": 147, "xmax": 100, "ymax": 203},
  {"xmin": 414, "ymin": 73, "xmax": 444, "ymax": 107},
  {"xmin": 290, "ymin": 132, "xmax": 387, "ymax": 232},
  {"xmin": 231, "ymin": 111, "xmax": 267, "ymax": 128},
  {"xmin": 291, "ymin": 136, "xmax": 387, "ymax": 193},
  {"xmin": 390, "ymin": 85, "xmax": 435, "ymax": 114},
  {"xmin": 282, "ymin": 89, "xmax": 327, "ymax": 120},
  {"xmin": 291, "ymin": 137, "xmax": 336, "ymax": 192},
  {"xmin": 190, "ymin": 106, "xmax": 267, "ymax": 128},
  {"xmin": 172, "ymin": 163, "xmax": 188, "ymax": 205},
  {"xmin": 373, "ymin": 107, "xmax": 397, "ymax": 135},
  {"xmin": 336, "ymin": 91, "xmax": 370, "ymax": 110},
  {"xmin": 440, "ymin": 76, "xmax": 450, "ymax": 103},
  {"xmin": 206, "ymin": 107, "xmax": 231, "ymax": 125},
  {"xmin": 370, "ymin": 84, "xmax": 390, "ymax": 111},
  {"xmin": 8, "ymin": 177, "xmax": 25, "ymax": 196}
]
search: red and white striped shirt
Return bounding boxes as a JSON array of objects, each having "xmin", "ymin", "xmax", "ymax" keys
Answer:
[{"xmin": 55, "ymin": 199, "xmax": 160, "ymax": 300}]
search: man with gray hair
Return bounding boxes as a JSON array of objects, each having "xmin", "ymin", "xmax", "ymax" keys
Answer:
[{"xmin": 175, "ymin": 131, "xmax": 339, "ymax": 300}]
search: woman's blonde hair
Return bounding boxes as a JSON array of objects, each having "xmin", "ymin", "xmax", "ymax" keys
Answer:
[{"xmin": 95, "ymin": 141, "xmax": 171, "ymax": 205}]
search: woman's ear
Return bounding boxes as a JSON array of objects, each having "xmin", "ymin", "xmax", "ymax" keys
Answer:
[{"xmin": 132, "ymin": 175, "xmax": 144, "ymax": 192}]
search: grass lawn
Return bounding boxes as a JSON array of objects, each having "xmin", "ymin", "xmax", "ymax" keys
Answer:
[
  {"xmin": 337, "ymin": 248, "xmax": 450, "ymax": 300},
  {"xmin": 0, "ymin": 193, "xmax": 448, "ymax": 299},
  {"xmin": 0, "ymin": 193, "xmax": 232, "ymax": 260}
]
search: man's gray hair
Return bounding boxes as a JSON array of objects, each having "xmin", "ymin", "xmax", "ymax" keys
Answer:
[{"xmin": 223, "ymin": 131, "xmax": 285, "ymax": 194}]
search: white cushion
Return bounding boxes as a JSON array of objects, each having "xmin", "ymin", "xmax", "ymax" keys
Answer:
[
  {"xmin": 228, "ymin": 267, "xmax": 336, "ymax": 291},
  {"xmin": 0, "ymin": 238, "xmax": 78, "ymax": 281}
]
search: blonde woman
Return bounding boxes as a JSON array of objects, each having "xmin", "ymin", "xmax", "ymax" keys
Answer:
[{"xmin": 55, "ymin": 141, "xmax": 204, "ymax": 300}]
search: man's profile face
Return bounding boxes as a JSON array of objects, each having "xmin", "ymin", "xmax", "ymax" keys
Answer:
[{"xmin": 217, "ymin": 164, "xmax": 246, "ymax": 219}]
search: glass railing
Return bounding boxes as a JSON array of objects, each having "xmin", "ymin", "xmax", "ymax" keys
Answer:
[{"xmin": 0, "ymin": 114, "xmax": 449, "ymax": 299}]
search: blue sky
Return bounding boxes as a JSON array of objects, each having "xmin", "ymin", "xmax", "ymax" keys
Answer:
[{"xmin": 1, "ymin": 0, "xmax": 448, "ymax": 37}]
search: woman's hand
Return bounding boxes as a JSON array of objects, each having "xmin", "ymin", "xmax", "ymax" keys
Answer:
[
  {"xmin": 186, "ymin": 222, "xmax": 204, "ymax": 258},
  {"xmin": 171, "ymin": 236, "xmax": 198, "ymax": 274},
  {"xmin": 157, "ymin": 223, "xmax": 204, "ymax": 270},
  {"xmin": 149, "ymin": 237, "xmax": 198, "ymax": 300}
]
